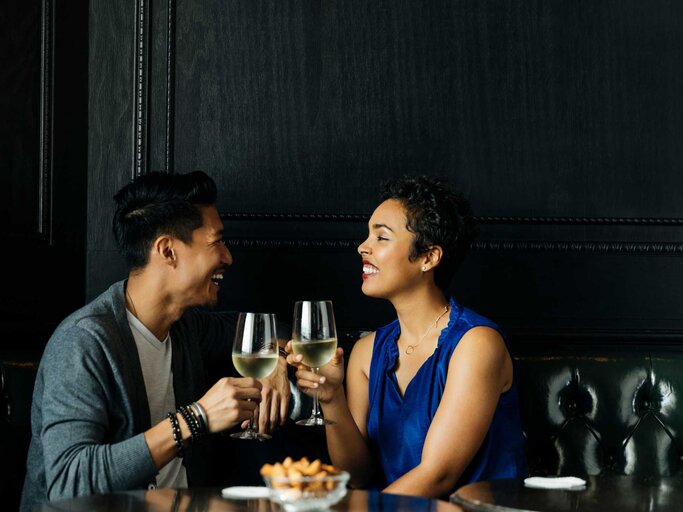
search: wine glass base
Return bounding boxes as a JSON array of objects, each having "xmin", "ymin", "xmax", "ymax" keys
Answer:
[
  {"xmin": 230, "ymin": 431, "xmax": 271, "ymax": 441},
  {"xmin": 295, "ymin": 416, "xmax": 335, "ymax": 427}
]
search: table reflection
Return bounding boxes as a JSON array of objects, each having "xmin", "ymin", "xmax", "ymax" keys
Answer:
[
  {"xmin": 452, "ymin": 476, "xmax": 683, "ymax": 512},
  {"xmin": 143, "ymin": 488, "xmax": 277, "ymax": 512},
  {"xmin": 32, "ymin": 488, "xmax": 464, "ymax": 512}
]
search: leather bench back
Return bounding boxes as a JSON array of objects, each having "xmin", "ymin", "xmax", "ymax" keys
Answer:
[
  {"xmin": 515, "ymin": 347, "xmax": 683, "ymax": 477},
  {"xmin": 0, "ymin": 358, "xmax": 39, "ymax": 510}
]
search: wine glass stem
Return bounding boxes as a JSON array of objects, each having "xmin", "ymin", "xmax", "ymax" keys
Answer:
[
  {"xmin": 312, "ymin": 367, "xmax": 322, "ymax": 419},
  {"xmin": 247, "ymin": 399, "xmax": 257, "ymax": 435}
]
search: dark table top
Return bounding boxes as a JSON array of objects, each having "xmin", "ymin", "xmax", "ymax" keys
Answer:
[
  {"xmin": 31, "ymin": 487, "xmax": 464, "ymax": 512},
  {"xmin": 451, "ymin": 475, "xmax": 683, "ymax": 512}
]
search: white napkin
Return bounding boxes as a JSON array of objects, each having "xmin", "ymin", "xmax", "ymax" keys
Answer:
[
  {"xmin": 221, "ymin": 486, "xmax": 271, "ymax": 499},
  {"xmin": 524, "ymin": 476, "xmax": 587, "ymax": 489}
]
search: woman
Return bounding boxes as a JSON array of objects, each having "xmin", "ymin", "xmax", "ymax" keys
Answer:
[{"xmin": 287, "ymin": 176, "xmax": 527, "ymax": 499}]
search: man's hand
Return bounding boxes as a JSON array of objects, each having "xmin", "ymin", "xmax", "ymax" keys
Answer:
[
  {"xmin": 255, "ymin": 352, "xmax": 291, "ymax": 434},
  {"xmin": 196, "ymin": 377, "xmax": 262, "ymax": 433}
]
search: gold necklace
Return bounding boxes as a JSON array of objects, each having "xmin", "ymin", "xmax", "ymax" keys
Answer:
[{"xmin": 404, "ymin": 305, "xmax": 449, "ymax": 355}]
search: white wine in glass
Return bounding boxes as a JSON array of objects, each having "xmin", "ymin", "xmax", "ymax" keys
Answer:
[
  {"xmin": 230, "ymin": 312, "xmax": 278, "ymax": 440},
  {"xmin": 292, "ymin": 300, "xmax": 338, "ymax": 426}
]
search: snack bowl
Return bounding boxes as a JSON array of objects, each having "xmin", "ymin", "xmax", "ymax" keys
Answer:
[{"xmin": 262, "ymin": 470, "xmax": 350, "ymax": 511}]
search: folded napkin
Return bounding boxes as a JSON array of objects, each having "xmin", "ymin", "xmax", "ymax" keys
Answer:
[
  {"xmin": 221, "ymin": 486, "xmax": 271, "ymax": 499},
  {"xmin": 524, "ymin": 476, "xmax": 587, "ymax": 490}
]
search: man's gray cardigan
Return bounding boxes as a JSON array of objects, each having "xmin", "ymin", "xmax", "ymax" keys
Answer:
[{"xmin": 20, "ymin": 281, "xmax": 236, "ymax": 511}]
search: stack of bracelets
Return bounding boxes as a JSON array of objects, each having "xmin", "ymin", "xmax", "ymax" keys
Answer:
[{"xmin": 166, "ymin": 401, "xmax": 209, "ymax": 458}]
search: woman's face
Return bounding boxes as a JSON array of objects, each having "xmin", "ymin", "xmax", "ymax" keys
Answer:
[{"xmin": 357, "ymin": 199, "xmax": 423, "ymax": 299}]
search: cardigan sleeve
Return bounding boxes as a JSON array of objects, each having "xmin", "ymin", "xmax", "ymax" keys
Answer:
[{"xmin": 38, "ymin": 322, "xmax": 157, "ymax": 500}]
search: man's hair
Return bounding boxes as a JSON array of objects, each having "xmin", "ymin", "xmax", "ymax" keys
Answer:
[
  {"xmin": 113, "ymin": 170, "xmax": 218, "ymax": 270},
  {"xmin": 380, "ymin": 175, "xmax": 476, "ymax": 291}
]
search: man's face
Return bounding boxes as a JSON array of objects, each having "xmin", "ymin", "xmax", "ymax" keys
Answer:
[{"xmin": 173, "ymin": 205, "xmax": 232, "ymax": 308}]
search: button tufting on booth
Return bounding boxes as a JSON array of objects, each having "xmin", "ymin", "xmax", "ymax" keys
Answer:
[{"xmin": 514, "ymin": 344, "xmax": 683, "ymax": 479}]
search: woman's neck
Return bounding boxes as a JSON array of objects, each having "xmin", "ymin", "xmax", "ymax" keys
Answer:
[{"xmin": 391, "ymin": 287, "xmax": 450, "ymax": 340}]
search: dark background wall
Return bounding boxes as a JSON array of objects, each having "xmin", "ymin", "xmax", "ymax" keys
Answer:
[
  {"xmin": 2, "ymin": 1, "xmax": 683, "ymax": 350},
  {"xmin": 85, "ymin": 0, "xmax": 683, "ymax": 348},
  {"xmin": 1, "ymin": 0, "xmax": 682, "ymax": 505},
  {"xmin": 1, "ymin": 1, "xmax": 88, "ymax": 354}
]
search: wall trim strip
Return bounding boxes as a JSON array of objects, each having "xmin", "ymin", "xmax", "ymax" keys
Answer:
[
  {"xmin": 38, "ymin": 0, "xmax": 54, "ymax": 243},
  {"xmin": 164, "ymin": 0, "xmax": 176, "ymax": 173},
  {"xmin": 224, "ymin": 237, "xmax": 683, "ymax": 254},
  {"xmin": 133, "ymin": 0, "xmax": 149, "ymax": 178},
  {"xmin": 221, "ymin": 212, "xmax": 683, "ymax": 226}
]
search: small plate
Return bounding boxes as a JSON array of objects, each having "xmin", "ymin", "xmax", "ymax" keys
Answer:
[{"xmin": 221, "ymin": 486, "xmax": 271, "ymax": 499}]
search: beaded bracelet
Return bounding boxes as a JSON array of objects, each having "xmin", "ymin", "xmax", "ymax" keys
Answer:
[
  {"xmin": 167, "ymin": 412, "xmax": 184, "ymax": 458},
  {"xmin": 177, "ymin": 405, "xmax": 198, "ymax": 442},
  {"xmin": 190, "ymin": 401, "xmax": 208, "ymax": 432},
  {"xmin": 178, "ymin": 405, "xmax": 204, "ymax": 444}
]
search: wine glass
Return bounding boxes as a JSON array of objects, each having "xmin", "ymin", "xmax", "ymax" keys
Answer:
[
  {"xmin": 292, "ymin": 300, "xmax": 338, "ymax": 426},
  {"xmin": 230, "ymin": 312, "xmax": 279, "ymax": 440}
]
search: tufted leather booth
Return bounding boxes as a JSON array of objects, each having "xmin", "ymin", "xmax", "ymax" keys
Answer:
[
  {"xmin": 514, "ymin": 344, "xmax": 683, "ymax": 478},
  {"xmin": 4, "ymin": 340, "xmax": 683, "ymax": 508}
]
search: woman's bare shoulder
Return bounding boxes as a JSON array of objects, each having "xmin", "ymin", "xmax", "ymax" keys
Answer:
[
  {"xmin": 348, "ymin": 331, "xmax": 376, "ymax": 374},
  {"xmin": 353, "ymin": 331, "xmax": 375, "ymax": 353},
  {"xmin": 457, "ymin": 326, "xmax": 507, "ymax": 355}
]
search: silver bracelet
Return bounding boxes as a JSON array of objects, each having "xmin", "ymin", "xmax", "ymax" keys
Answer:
[{"xmin": 191, "ymin": 401, "xmax": 209, "ymax": 431}]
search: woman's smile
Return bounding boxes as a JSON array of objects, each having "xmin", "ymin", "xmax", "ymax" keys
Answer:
[{"xmin": 362, "ymin": 261, "xmax": 379, "ymax": 279}]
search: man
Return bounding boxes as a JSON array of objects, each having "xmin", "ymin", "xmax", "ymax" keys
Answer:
[{"xmin": 20, "ymin": 170, "xmax": 291, "ymax": 511}]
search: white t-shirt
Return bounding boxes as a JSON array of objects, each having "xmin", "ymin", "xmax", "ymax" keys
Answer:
[{"xmin": 127, "ymin": 310, "xmax": 188, "ymax": 488}]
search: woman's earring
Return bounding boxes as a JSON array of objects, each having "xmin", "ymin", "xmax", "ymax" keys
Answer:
[{"xmin": 421, "ymin": 266, "xmax": 427, "ymax": 272}]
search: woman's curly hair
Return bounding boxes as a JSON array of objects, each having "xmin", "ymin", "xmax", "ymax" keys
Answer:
[{"xmin": 381, "ymin": 175, "xmax": 476, "ymax": 291}]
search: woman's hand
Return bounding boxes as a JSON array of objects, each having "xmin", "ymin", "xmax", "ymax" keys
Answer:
[
  {"xmin": 285, "ymin": 341, "xmax": 345, "ymax": 404},
  {"xmin": 256, "ymin": 354, "xmax": 291, "ymax": 434}
]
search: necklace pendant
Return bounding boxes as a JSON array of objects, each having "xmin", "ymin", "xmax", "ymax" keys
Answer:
[{"xmin": 405, "ymin": 345, "xmax": 415, "ymax": 355}]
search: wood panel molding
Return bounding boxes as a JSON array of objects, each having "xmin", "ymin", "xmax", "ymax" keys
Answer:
[
  {"xmin": 38, "ymin": 0, "xmax": 53, "ymax": 242},
  {"xmin": 222, "ymin": 212, "xmax": 683, "ymax": 226},
  {"xmin": 221, "ymin": 212, "xmax": 683, "ymax": 253},
  {"xmin": 1, "ymin": 0, "xmax": 55, "ymax": 243},
  {"xmin": 472, "ymin": 240, "xmax": 683, "ymax": 254},
  {"xmin": 134, "ymin": 0, "xmax": 176, "ymax": 175},
  {"xmin": 134, "ymin": 0, "xmax": 150, "ymax": 179},
  {"xmin": 224, "ymin": 237, "xmax": 683, "ymax": 254},
  {"xmin": 477, "ymin": 216, "xmax": 683, "ymax": 226},
  {"xmin": 164, "ymin": 0, "xmax": 176, "ymax": 173}
]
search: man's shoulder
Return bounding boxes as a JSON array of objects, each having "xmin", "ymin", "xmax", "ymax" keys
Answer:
[{"xmin": 46, "ymin": 283, "xmax": 125, "ymax": 352}]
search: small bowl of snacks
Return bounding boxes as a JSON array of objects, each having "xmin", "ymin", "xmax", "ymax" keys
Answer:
[{"xmin": 260, "ymin": 457, "xmax": 349, "ymax": 511}]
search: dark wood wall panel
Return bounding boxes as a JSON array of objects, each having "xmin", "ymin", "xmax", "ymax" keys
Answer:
[
  {"xmin": 86, "ymin": 0, "xmax": 683, "ymax": 343},
  {"xmin": 0, "ymin": 1, "xmax": 41, "ymax": 235},
  {"xmin": 171, "ymin": 1, "xmax": 683, "ymax": 218},
  {"xmin": 0, "ymin": 0, "xmax": 88, "ymax": 352},
  {"xmin": 87, "ymin": 0, "xmax": 142, "ymax": 298}
]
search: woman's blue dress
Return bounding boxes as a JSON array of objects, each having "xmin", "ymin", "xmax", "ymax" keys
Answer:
[{"xmin": 366, "ymin": 297, "xmax": 527, "ymax": 495}]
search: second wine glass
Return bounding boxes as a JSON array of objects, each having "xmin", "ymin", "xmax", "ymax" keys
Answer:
[
  {"xmin": 292, "ymin": 300, "xmax": 338, "ymax": 426},
  {"xmin": 230, "ymin": 312, "xmax": 279, "ymax": 440}
]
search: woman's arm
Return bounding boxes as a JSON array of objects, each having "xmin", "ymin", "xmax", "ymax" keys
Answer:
[
  {"xmin": 383, "ymin": 326, "xmax": 512, "ymax": 498},
  {"xmin": 288, "ymin": 333, "xmax": 377, "ymax": 487},
  {"xmin": 323, "ymin": 334, "xmax": 377, "ymax": 487}
]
